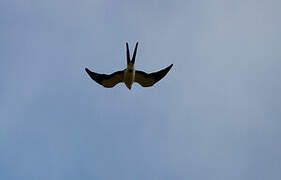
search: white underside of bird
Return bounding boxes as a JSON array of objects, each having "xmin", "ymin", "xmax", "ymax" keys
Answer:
[{"xmin": 123, "ymin": 63, "xmax": 135, "ymax": 89}]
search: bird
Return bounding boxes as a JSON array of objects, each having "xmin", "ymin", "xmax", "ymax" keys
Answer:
[{"xmin": 85, "ymin": 42, "xmax": 173, "ymax": 90}]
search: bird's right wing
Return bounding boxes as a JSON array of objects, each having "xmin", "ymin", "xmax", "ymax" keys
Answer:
[
  {"xmin": 85, "ymin": 68, "xmax": 124, "ymax": 88},
  {"xmin": 134, "ymin": 64, "xmax": 173, "ymax": 87}
]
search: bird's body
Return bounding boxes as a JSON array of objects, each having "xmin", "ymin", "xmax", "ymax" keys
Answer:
[
  {"xmin": 85, "ymin": 42, "xmax": 173, "ymax": 90},
  {"xmin": 123, "ymin": 62, "xmax": 135, "ymax": 89}
]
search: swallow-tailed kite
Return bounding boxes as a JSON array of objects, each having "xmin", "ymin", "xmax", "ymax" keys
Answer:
[{"xmin": 85, "ymin": 42, "xmax": 173, "ymax": 90}]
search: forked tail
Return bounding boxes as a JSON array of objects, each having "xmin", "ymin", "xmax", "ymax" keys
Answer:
[{"xmin": 126, "ymin": 42, "xmax": 138, "ymax": 65}]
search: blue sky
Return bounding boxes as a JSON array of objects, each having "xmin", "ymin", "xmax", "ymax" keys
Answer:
[{"xmin": 1, "ymin": 0, "xmax": 281, "ymax": 179}]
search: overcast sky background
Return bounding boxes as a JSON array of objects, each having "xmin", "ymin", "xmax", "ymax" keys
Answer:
[{"xmin": 1, "ymin": 0, "xmax": 281, "ymax": 179}]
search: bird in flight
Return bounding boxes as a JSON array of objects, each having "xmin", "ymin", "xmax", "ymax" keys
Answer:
[{"xmin": 85, "ymin": 42, "xmax": 173, "ymax": 90}]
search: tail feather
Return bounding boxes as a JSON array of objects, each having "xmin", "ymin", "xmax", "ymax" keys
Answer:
[
  {"xmin": 126, "ymin": 42, "xmax": 130, "ymax": 65},
  {"xmin": 131, "ymin": 42, "xmax": 138, "ymax": 64}
]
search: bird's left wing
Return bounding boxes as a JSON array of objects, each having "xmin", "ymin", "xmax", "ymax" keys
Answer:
[
  {"xmin": 85, "ymin": 68, "xmax": 124, "ymax": 88},
  {"xmin": 134, "ymin": 64, "xmax": 173, "ymax": 87}
]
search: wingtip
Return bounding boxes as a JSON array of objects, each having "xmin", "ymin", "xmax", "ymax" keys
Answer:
[
  {"xmin": 168, "ymin": 64, "xmax": 173, "ymax": 69},
  {"xmin": 85, "ymin": 68, "xmax": 93, "ymax": 75}
]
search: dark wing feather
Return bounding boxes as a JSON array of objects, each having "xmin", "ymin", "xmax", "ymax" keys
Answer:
[
  {"xmin": 85, "ymin": 68, "xmax": 124, "ymax": 88},
  {"xmin": 134, "ymin": 64, "xmax": 173, "ymax": 87}
]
